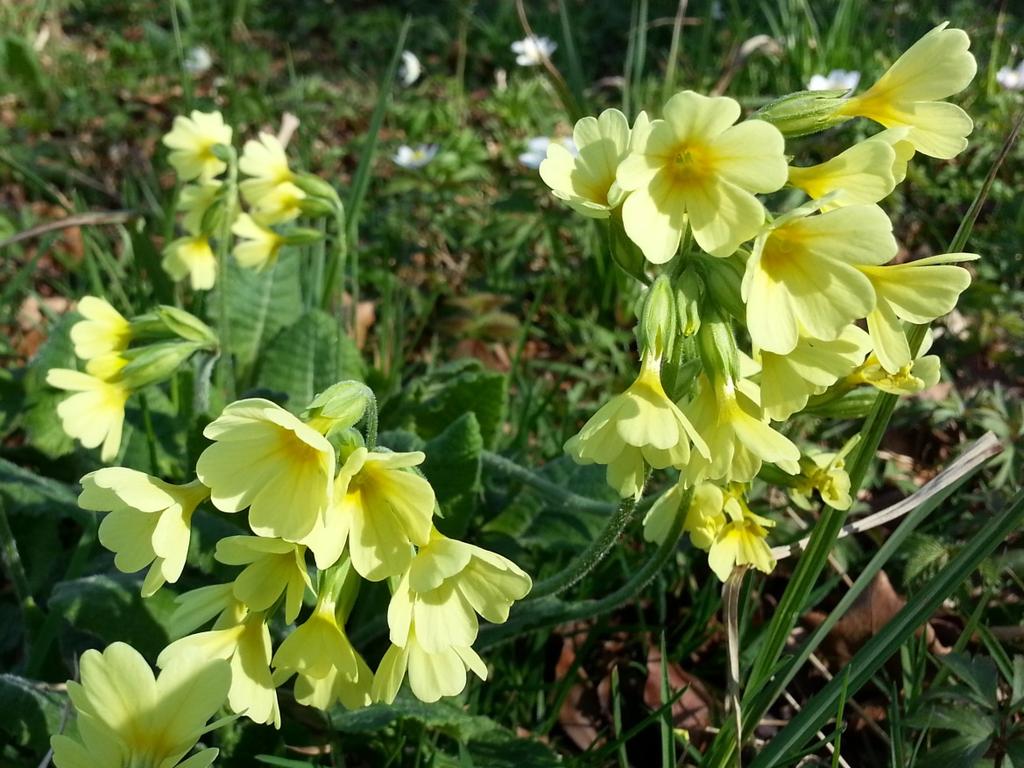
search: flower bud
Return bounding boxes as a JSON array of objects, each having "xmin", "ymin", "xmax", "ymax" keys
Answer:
[
  {"xmin": 210, "ymin": 143, "xmax": 236, "ymax": 163},
  {"xmin": 199, "ymin": 188, "xmax": 238, "ymax": 234},
  {"xmin": 293, "ymin": 173, "xmax": 342, "ymax": 206},
  {"xmin": 156, "ymin": 306, "xmax": 218, "ymax": 346},
  {"xmin": 675, "ymin": 268, "xmax": 704, "ymax": 337},
  {"xmin": 298, "ymin": 197, "xmax": 337, "ymax": 218},
  {"xmin": 638, "ymin": 275, "xmax": 677, "ymax": 360},
  {"xmin": 304, "ymin": 380, "xmax": 372, "ymax": 434},
  {"xmin": 701, "ymin": 256, "xmax": 746, "ymax": 321},
  {"xmin": 282, "ymin": 227, "xmax": 326, "ymax": 246},
  {"xmin": 754, "ymin": 90, "xmax": 851, "ymax": 139},
  {"xmin": 117, "ymin": 341, "xmax": 204, "ymax": 389},
  {"xmin": 607, "ymin": 212, "xmax": 648, "ymax": 284},
  {"xmin": 696, "ymin": 311, "xmax": 739, "ymax": 385}
]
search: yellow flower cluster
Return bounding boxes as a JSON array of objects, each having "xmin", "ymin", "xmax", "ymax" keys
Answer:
[
  {"xmin": 47, "ymin": 297, "xmax": 217, "ymax": 462},
  {"xmin": 161, "ymin": 112, "xmax": 330, "ymax": 290},
  {"xmin": 65, "ymin": 381, "xmax": 531, "ymax": 744},
  {"xmin": 543, "ymin": 23, "xmax": 978, "ymax": 581}
]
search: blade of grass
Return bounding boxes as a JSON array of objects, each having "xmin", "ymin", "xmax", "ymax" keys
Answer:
[
  {"xmin": 556, "ymin": 0, "xmax": 588, "ymax": 117},
  {"xmin": 749, "ymin": 487, "xmax": 1024, "ymax": 767},
  {"xmin": 342, "ymin": 17, "xmax": 410, "ymax": 255},
  {"xmin": 662, "ymin": 0, "xmax": 689, "ymax": 103}
]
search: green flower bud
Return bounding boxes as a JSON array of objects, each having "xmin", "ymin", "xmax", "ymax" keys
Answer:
[
  {"xmin": 210, "ymin": 143, "xmax": 236, "ymax": 163},
  {"xmin": 298, "ymin": 197, "xmax": 337, "ymax": 218},
  {"xmin": 293, "ymin": 173, "xmax": 342, "ymax": 206},
  {"xmin": 701, "ymin": 255, "xmax": 746, "ymax": 321},
  {"xmin": 117, "ymin": 341, "xmax": 204, "ymax": 389},
  {"xmin": 754, "ymin": 90, "xmax": 851, "ymax": 139},
  {"xmin": 675, "ymin": 267, "xmax": 704, "ymax": 338},
  {"xmin": 156, "ymin": 306, "xmax": 218, "ymax": 346},
  {"xmin": 199, "ymin": 188, "xmax": 238, "ymax": 234},
  {"xmin": 638, "ymin": 275, "xmax": 677, "ymax": 360},
  {"xmin": 696, "ymin": 312, "xmax": 739, "ymax": 385},
  {"xmin": 282, "ymin": 227, "xmax": 326, "ymax": 246},
  {"xmin": 304, "ymin": 380, "xmax": 372, "ymax": 434},
  {"xmin": 607, "ymin": 211, "xmax": 648, "ymax": 284}
]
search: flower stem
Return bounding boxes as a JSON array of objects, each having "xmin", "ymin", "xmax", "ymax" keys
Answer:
[
  {"xmin": 529, "ymin": 497, "xmax": 638, "ymax": 599},
  {"xmin": 321, "ymin": 201, "xmax": 347, "ymax": 313},
  {"xmin": 214, "ymin": 147, "xmax": 239, "ymax": 401}
]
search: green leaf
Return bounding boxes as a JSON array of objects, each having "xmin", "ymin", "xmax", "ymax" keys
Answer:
[
  {"xmin": 257, "ymin": 310, "xmax": 363, "ymax": 411},
  {"xmin": 918, "ymin": 733, "xmax": 992, "ymax": 767},
  {"xmin": 422, "ymin": 412, "xmax": 482, "ymax": 503},
  {"xmin": 47, "ymin": 573, "xmax": 178, "ymax": 658},
  {"xmin": 0, "ymin": 456, "xmax": 83, "ymax": 521},
  {"xmin": 0, "ymin": 674, "xmax": 64, "ymax": 752},
  {"xmin": 938, "ymin": 653, "xmax": 999, "ymax": 710},
  {"xmin": 2, "ymin": 35, "xmax": 47, "ymax": 101},
  {"xmin": 329, "ymin": 696, "xmax": 559, "ymax": 767},
  {"xmin": 224, "ymin": 255, "xmax": 303, "ymax": 376},
  {"xmin": 413, "ymin": 361, "xmax": 507, "ymax": 447}
]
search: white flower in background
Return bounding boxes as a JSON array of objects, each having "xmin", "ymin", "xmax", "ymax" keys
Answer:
[
  {"xmin": 399, "ymin": 51, "xmax": 422, "ymax": 86},
  {"xmin": 996, "ymin": 61, "xmax": 1024, "ymax": 91},
  {"xmin": 511, "ymin": 35, "xmax": 557, "ymax": 67},
  {"xmin": 183, "ymin": 45, "xmax": 213, "ymax": 75},
  {"xmin": 393, "ymin": 144, "xmax": 438, "ymax": 170},
  {"xmin": 807, "ymin": 68, "xmax": 861, "ymax": 93},
  {"xmin": 519, "ymin": 136, "xmax": 577, "ymax": 169}
]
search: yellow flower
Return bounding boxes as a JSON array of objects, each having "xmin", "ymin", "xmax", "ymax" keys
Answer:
[
  {"xmin": 196, "ymin": 398, "xmax": 335, "ymax": 541},
  {"xmin": 791, "ymin": 441, "xmax": 857, "ymax": 510},
  {"xmin": 239, "ymin": 133, "xmax": 298, "ymax": 205},
  {"xmin": 858, "ymin": 253, "xmax": 975, "ymax": 373},
  {"xmin": 231, "ymin": 213, "xmax": 284, "ymax": 270},
  {"xmin": 179, "ymin": 180, "xmax": 223, "ymax": 235},
  {"xmin": 46, "ymin": 368, "xmax": 129, "ymax": 462},
  {"xmin": 70, "ymin": 296, "xmax": 131, "ymax": 361},
  {"xmin": 84, "ymin": 352, "xmax": 129, "ymax": 381},
  {"xmin": 869, "ymin": 127, "xmax": 916, "ymax": 184},
  {"xmin": 215, "ymin": 536, "xmax": 312, "ymax": 624},
  {"xmin": 642, "ymin": 481, "xmax": 723, "ymax": 547},
  {"xmin": 163, "ymin": 235, "xmax": 217, "ymax": 291},
  {"xmin": 386, "ymin": 528, "xmax": 531, "ymax": 654},
  {"xmin": 616, "ymin": 90, "xmax": 787, "ymax": 262},
  {"xmin": 159, "ymin": 614, "xmax": 280, "ymax": 727},
  {"xmin": 565, "ymin": 354, "xmax": 708, "ymax": 500},
  {"xmin": 757, "ymin": 325, "xmax": 872, "ymax": 420},
  {"xmin": 51, "ymin": 642, "xmax": 229, "ymax": 768},
  {"xmin": 79, "ymin": 469, "xmax": 209, "ymax": 597},
  {"xmin": 539, "ymin": 108, "xmax": 631, "ymax": 218},
  {"xmin": 299, "ymin": 446, "xmax": 435, "ymax": 579},
  {"xmin": 706, "ymin": 494, "xmax": 776, "ymax": 582},
  {"xmin": 250, "ymin": 182, "xmax": 306, "ymax": 224},
  {"xmin": 271, "ymin": 574, "xmax": 370, "ymax": 711},
  {"xmin": 682, "ymin": 375, "xmax": 800, "ymax": 484},
  {"xmin": 372, "ymin": 626, "xmax": 488, "ymax": 705},
  {"xmin": 787, "ymin": 138, "xmax": 897, "ymax": 210},
  {"xmin": 742, "ymin": 203, "xmax": 896, "ymax": 355},
  {"xmin": 162, "ymin": 110, "xmax": 233, "ymax": 181},
  {"xmin": 837, "ymin": 23, "xmax": 976, "ymax": 159},
  {"xmin": 855, "ymin": 350, "xmax": 941, "ymax": 396}
]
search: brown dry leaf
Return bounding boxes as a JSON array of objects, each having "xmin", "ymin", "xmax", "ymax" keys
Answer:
[
  {"xmin": 803, "ymin": 571, "xmax": 906, "ymax": 665},
  {"xmin": 555, "ymin": 630, "xmax": 603, "ymax": 751},
  {"xmin": 643, "ymin": 645, "xmax": 713, "ymax": 735}
]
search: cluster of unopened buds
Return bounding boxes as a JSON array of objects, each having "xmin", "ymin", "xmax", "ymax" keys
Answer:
[
  {"xmin": 52, "ymin": 382, "xmax": 531, "ymax": 766},
  {"xmin": 546, "ymin": 23, "xmax": 977, "ymax": 581}
]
